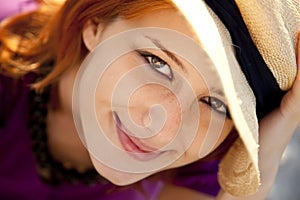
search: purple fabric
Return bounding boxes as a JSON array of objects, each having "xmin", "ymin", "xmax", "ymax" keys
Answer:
[
  {"xmin": 0, "ymin": 1, "xmax": 221, "ymax": 197},
  {"xmin": 173, "ymin": 160, "xmax": 221, "ymax": 196},
  {"xmin": 0, "ymin": 73, "xmax": 221, "ymax": 199},
  {"xmin": 0, "ymin": 74, "xmax": 165, "ymax": 199},
  {"xmin": 0, "ymin": 0, "xmax": 39, "ymax": 21}
]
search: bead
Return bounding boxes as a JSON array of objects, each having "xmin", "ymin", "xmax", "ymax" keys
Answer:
[{"xmin": 28, "ymin": 85, "xmax": 106, "ymax": 186}]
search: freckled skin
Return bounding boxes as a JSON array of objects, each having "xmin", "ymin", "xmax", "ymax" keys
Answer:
[{"xmin": 60, "ymin": 8, "xmax": 233, "ymax": 185}]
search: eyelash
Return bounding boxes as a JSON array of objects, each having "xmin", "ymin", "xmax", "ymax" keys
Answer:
[
  {"xmin": 137, "ymin": 50, "xmax": 173, "ymax": 80},
  {"xmin": 136, "ymin": 50, "xmax": 230, "ymax": 118},
  {"xmin": 200, "ymin": 96, "xmax": 231, "ymax": 118}
]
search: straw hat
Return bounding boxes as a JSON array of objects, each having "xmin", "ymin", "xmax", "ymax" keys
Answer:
[{"xmin": 172, "ymin": 0, "xmax": 300, "ymax": 196}]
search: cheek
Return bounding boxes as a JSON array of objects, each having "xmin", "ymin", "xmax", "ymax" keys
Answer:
[
  {"xmin": 128, "ymin": 84, "xmax": 182, "ymax": 146},
  {"xmin": 184, "ymin": 106, "xmax": 234, "ymax": 160},
  {"xmin": 96, "ymin": 58, "xmax": 131, "ymax": 100},
  {"xmin": 95, "ymin": 52, "xmax": 143, "ymax": 103},
  {"xmin": 130, "ymin": 86, "xmax": 181, "ymax": 123},
  {"xmin": 207, "ymin": 119, "xmax": 234, "ymax": 154}
]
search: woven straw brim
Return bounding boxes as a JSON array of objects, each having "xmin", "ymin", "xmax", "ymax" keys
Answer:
[
  {"xmin": 235, "ymin": 0, "xmax": 300, "ymax": 91},
  {"xmin": 172, "ymin": 0, "xmax": 300, "ymax": 197},
  {"xmin": 172, "ymin": 0, "xmax": 260, "ymax": 196}
]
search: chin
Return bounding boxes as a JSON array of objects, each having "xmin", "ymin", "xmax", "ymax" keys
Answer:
[
  {"xmin": 105, "ymin": 171, "xmax": 154, "ymax": 186},
  {"xmin": 108, "ymin": 176, "xmax": 141, "ymax": 186},
  {"xmin": 92, "ymin": 161, "xmax": 154, "ymax": 186}
]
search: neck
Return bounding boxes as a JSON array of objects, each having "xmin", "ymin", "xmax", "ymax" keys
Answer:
[
  {"xmin": 29, "ymin": 67, "xmax": 103, "ymax": 185},
  {"xmin": 46, "ymin": 66, "xmax": 94, "ymax": 172},
  {"xmin": 46, "ymin": 105, "xmax": 94, "ymax": 172}
]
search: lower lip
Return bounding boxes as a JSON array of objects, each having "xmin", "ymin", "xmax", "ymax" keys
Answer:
[{"xmin": 116, "ymin": 125, "xmax": 162, "ymax": 161}]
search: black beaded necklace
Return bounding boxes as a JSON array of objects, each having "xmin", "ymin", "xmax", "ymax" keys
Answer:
[{"xmin": 28, "ymin": 85, "xmax": 107, "ymax": 186}]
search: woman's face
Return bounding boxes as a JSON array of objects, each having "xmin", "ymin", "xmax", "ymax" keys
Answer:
[{"xmin": 75, "ymin": 8, "xmax": 233, "ymax": 185}]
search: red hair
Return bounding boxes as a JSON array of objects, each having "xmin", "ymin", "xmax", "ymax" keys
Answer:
[
  {"xmin": 0, "ymin": 0, "xmax": 237, "ymax": 187},
  {"xmin": 0, "ymin": 0, "xmax": 174, "ymax": 90}
]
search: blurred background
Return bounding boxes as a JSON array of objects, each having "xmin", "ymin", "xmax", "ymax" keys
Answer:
[
  {"xmin": 267, "ymin": 126, "xmax": 300, "ymax": 200},
  {"xmin": 1, "ymin": 1, "xmax": 299, "ymax": 199}
]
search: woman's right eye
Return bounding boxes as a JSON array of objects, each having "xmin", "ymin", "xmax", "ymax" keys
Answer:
[{"xmin": 137, "ymin": 50, "xmax": 173, "ymax": 80}]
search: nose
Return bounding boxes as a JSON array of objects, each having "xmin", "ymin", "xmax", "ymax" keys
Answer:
[{"xmin": 127, "ymin": 84, "xmax": 182, "ymax": 146}]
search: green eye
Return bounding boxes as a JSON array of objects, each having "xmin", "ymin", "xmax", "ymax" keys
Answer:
[
  {"xmin": 200, "ymin": 96, "xmax": 230, "ymax": 118},
  {"xmin": 138, "ymin": 51, "xmax": 173, "ymax": 80}
]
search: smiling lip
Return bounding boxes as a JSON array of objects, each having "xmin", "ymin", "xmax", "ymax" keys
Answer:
[{"xmin": 113, "ymin": 112, "xmax": 162, "ymax": 161}]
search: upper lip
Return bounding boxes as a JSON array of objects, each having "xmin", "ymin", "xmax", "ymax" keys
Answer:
[{"xmin": 113, "ymin": 112, "xmax": 159, "ymax": 153}]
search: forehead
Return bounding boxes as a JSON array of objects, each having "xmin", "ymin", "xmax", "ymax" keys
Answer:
[
  {"xmin": 128, "ymin": 9, "xmax": 222, "ymax": 89},
  {"xmin": 97, "ymin": 8, "xmax": 224, "ymax": 96},
  {"xmin": 100, "ymin": 8, "xmax": 200, "ymax": 44},
  {"xmin": 125, "ymin": 8, "xmax": 200, "ymax": 42}
]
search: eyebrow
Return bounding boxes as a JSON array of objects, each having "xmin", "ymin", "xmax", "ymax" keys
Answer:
[
  {"xmin": 210, "ymin": 87, "xmax": 226, "ymax": 99},
  {"xmin": 144, "ymin": 36, "xmax": 185, "ymax": 71},
  {"xmin": 145, "ymin": 36, "xmax": 225, "ymax": 98}
]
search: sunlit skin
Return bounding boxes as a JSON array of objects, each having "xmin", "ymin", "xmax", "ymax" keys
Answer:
[
  {"xmin": 42, "ymin": 4, "xmax": 300, "ymax": 200},
  {"xmin": 79, "ymin": 8, "xmax": 234, "ymax": 185},
  {"xmin": 1, "ymin": 1, "xmax": 299, "ymax": 199},
  {"xmin": 86, "ymin": 10, "xmax": 232, "ymax": 185}
]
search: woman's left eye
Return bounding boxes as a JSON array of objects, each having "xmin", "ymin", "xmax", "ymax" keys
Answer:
[
  {"xmin": 200, "ymin": 96, "xmax": 230, "ymax": 118},
  {"xmin": 137, "ymin": 51, "xmax": 173, "ymax": 80}
]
